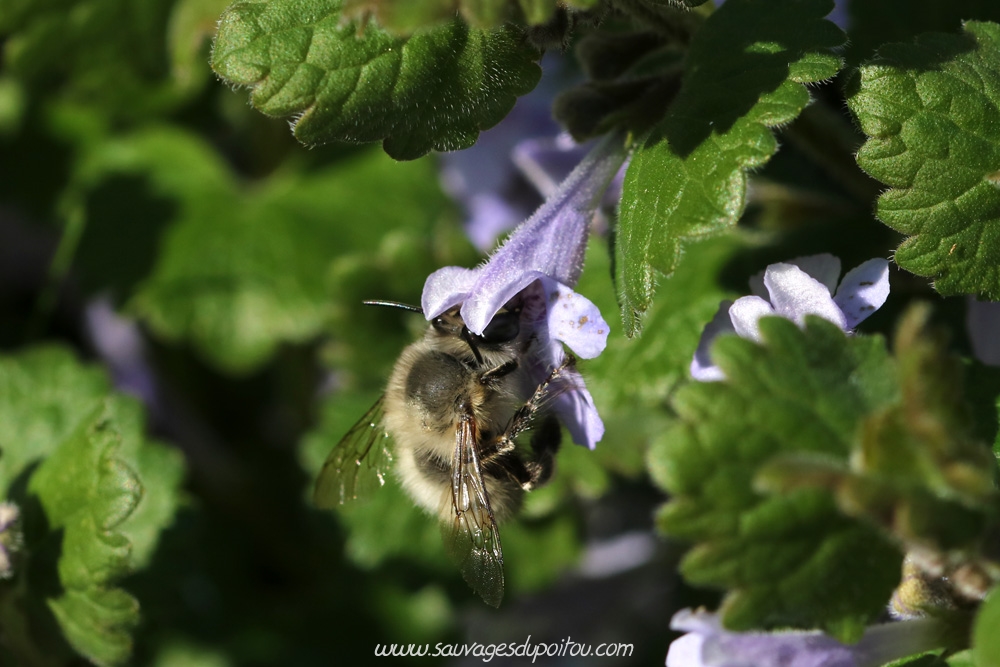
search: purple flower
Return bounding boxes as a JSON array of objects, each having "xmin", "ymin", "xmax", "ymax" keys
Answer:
[
  {"xmin": 422, "ymin": 135, "xmax": 628, "ymax": 449},
  {"xmin": 0, "ymin": 502, "xmax": 21, "ymax": 579},
  {"xmin": 666, "ymin": 609, "xmax": 945, "ymax": 667},
  {"xmin": 691, "ymin": 254, "xmax": 890, "ymax": 381}
]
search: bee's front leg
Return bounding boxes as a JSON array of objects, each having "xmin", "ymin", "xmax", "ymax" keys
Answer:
[
  {"xmin": 501, "ymin": 353, "xmax": 576, "ymax": 445},
  {"xmin": 486, "ymin": 415, "xmax": 561, "ymax": 490},
  {"xmin": 479, "ymin": 354, "xmax": 574, "ymax": 483},
  {"xmin": 479, "ymin": 359, "xmax": 518, "ymax": 385}
]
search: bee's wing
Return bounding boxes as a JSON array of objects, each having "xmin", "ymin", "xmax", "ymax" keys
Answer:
[
  {"xmin": 443, "ymin": 414, "xmax": 505, "ymax": 608},
  {"xmin": 313, "ymin": 396, "xmax": 393, "ymax": 509}
]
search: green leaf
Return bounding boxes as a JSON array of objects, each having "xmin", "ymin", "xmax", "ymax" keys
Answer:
[
  {"xmin": 974, "ymin": 588, "xmax": 1000, "ymax": 667},
  {"xmin": 758, "ymin": 306, "xmax": 1000, "ymax": 601},
  {"xmin": 848, "ymin": 22, "xmax": 1000, "ymax": 299},
  {"xmin": 28, "ymin": 403, "xmax": 142, "ymax": 665},
  {"xmin": 211, "ymin": 0, "xmax": 541, "ymax": 160},
  {"xmin": 616, "ymin": 0, "xmax": 844, "ymax": 335},
  {"xmin": 847, "ymin": 0, "xmax": 1000, "ymax": 65},
  {"xmin": 0, "ymin": 347, "xmax": 109, "ymax": 497},
  {"xmin": 0, "ymin": 347, "xmax": 183, "ymax": 666},
  {"xmin": 341, "ymin": 0, "xmax": 517, "ymax": 32},
  {"xmin": 650, "ymin": 317, "xmax": 901, "ymax": 640}
]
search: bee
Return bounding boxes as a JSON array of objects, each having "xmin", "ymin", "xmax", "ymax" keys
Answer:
[{"xmin": 314, "ymin": 298, "xmax": 569, "ymax": 606}]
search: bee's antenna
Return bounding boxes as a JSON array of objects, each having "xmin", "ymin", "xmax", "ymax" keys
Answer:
[{"xmin": 363, "ymin": 300, "xmax": 423, "ymax": 313}]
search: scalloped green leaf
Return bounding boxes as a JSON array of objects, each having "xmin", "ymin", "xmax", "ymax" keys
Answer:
[
  {"xmin": 211, "ymin": 0, "xmax": 541, "ymax": 160},
  {"xmin": 848, "ymin": 21, "xmax": 1000, "ymax": 299},
  {"xmin": 650, "ymin": 317, "xmax": 901, "ymax": 641},
  {"xmin": 29, "ymin": 402, "xmax": 142, "ymax": 666},
  {"xmin": 616, "ymin": 0, "xmax": 844, "ymax": 335},
  {"xmin": 756, "ymin": 307, "xmax": 1000, "ymax": 602},
  {"xmin": 0, "ymin": 347, "xmax": 183, "ymax": 666},
  {"xmin": 0, "ymin": 347, "xmax": 109, "ymax": 497}
]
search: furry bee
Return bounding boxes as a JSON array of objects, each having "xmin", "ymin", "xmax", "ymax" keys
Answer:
[{"xmin": 314, "ymin": 299, "xmax": 568, "ymax": 606}]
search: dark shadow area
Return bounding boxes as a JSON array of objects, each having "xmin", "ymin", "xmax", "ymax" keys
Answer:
[
  {"xmin": 652, "ymin": 0, "xmax": 845, "ymax": 158},
  {"xmin": 846, "ymin": 0, "xmax": 1000, "ymax": 66},
  {"xmin": 75, "ymin": 174, "xmax": 177, "ymax": 303},
  {"xmin": 121, "ymin": 451, "xmax": 454, "ymax": 666}
]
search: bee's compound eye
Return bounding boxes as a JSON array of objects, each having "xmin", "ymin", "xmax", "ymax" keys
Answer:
[
  {"xmin": 431, "ymin": 317, "xmax": 449, "ymax": 333},
  {"xmin": 480, "ymin": 310, "xmax": 520, "ymax": 343}
]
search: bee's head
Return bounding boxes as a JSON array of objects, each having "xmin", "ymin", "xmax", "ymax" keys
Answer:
[
  {"xmin": 361, "ymin": 298, "xmax": 524, "ymax": 368},
  {"xmin": 431, "ymin": 303, "xmax": 523, "ymax": 367}
]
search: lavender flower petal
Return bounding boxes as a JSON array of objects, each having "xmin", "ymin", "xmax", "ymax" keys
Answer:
[
  {"xmin": 550, "ymin": 360, "xmax": 604, "ymax": 450},
  {"xmin": 748, "ymin": 254, "xmax": 842, "ymax": 299},
  {"xmin": 542, "ymin": 278, "xmax": 609, "ymax": 360},
  {"xmin": 449, "ymin": 133, "xmax": 628, "ymax": 335},
  {"xmin": 764, "ymin": 263, "xmax": 847, "ymax": 329},
  {"xmin": 666, "ymin": 609, "xmax": 945, "ymax": 667},
  {"xmin": 421, "ymin": 266, "xmax": 480, "ymax": 320},
  {"xmin": 690, "ymin": 256, "xmax": 891, "ymax": 382},
  {"xmin": 728, "ymin": 296, "xmax": 775, "ymax": 342},
  {"xmin": 833, "ymin": 259, "xmax": 890, "ymax": 329},
  {"xmin": 690, "ymin": 301, "xmax": 736, "ymax": 382}
]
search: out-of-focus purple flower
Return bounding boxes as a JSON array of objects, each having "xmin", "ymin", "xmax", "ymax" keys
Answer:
[
  {"xmin": 0, "ymin": 502, "xmax": 21, "ymax": 579},
  {"xmin": 84, "ymin": 297, "xmax": 161, "ymax": 417},
  {"xmin": 691, "ymin": 254, "xmax": 890, "ymax": 381},
  {"xmin": 666, "ymin": 609, "xmax": 944, "ymax": 667},
  {"xmin": 966, "ymin": 297, "xmax": 1000, "ymax": 366},
  {"xmin": 441, "ymin": 54, "xmax": 627, "ymax": 251},
  {"xmin": 439, "ymin": 55, "xmax": 570, "ymax": 251},
  {"xmin": 513, "ymin": 133, "xmax": 627, "ymax": 238},
  {"xmin": 423, "ymin": 134, "xmax": 628, "ymax": 449}
]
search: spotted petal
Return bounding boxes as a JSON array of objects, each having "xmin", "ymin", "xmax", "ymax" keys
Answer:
[
  {"xmin": 833, "ymin": 259, "xmax": 890, "ymax": 329},
  {"xmin": 542, "ymin": 279, "xmax": 609, "ymax": 360}
]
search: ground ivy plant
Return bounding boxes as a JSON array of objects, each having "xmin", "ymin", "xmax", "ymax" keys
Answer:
[{"xmin": 1, "ymin": 0, "xmax": 1000, "ymax": 665}]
